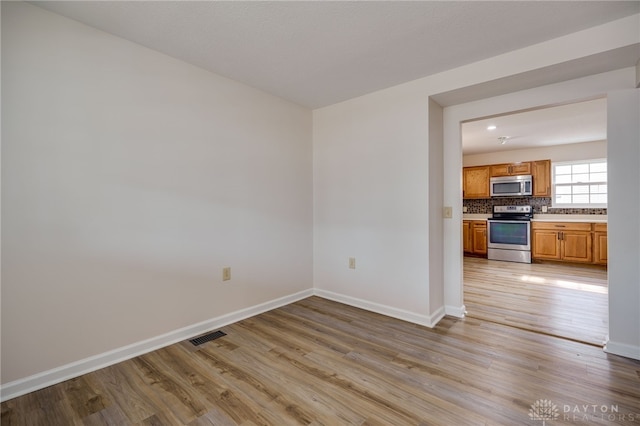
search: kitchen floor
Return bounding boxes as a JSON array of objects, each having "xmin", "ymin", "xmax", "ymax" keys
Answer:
[{"xmin": 464, "ymin": 257, "xmax": 608, "ymax": 346}]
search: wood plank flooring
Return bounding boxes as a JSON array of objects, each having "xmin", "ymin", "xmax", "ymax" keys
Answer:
[
  {"xmin": 3, "ymin": 296, "xmax": 639, "ymax": 425},
  {"xmin": 464, "ymin": 257, "xmax": 608, "ymax": 346}
]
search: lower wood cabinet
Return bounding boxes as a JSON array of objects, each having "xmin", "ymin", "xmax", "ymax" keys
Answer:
[
  {"xmin": 463, "ymin": 221, "xmax": 472, "ymax": 253},
  {"xmin": 593, "ymin": 223, "xmax": 608, "ymax": 265},
  {"xmin": 463, "ymin": 220, "xmax": 487, "ymax": 256},
  {"xmin": 472, "ymin": 222, "xmax": 487, "ymax": 255},
  {"xmin": 531, "ymin": 221, "xmax": 606, "ymax": 265}
]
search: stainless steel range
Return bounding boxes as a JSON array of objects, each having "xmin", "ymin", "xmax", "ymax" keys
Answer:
[{"xmin": 487, "ymin": 205, "xmax": 533, "ymax": 264}]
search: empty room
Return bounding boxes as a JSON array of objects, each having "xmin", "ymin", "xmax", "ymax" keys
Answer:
[{"xmin": 2, "ymin": 1, "xmax": 640, "ymax": 425}]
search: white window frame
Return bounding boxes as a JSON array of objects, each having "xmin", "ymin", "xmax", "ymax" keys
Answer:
[{"xmin": 552, "ymin": 159, "xmax": 607, "ymax": 208}]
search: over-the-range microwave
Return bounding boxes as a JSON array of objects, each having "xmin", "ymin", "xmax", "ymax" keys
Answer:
[{"xmin": 490, "ymin": 174, "xmax": 533, "ymax": 197}]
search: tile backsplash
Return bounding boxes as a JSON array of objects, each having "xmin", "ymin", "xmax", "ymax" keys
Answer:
[{"xmin": 463, "ymin": 197, "xmax": 607, "ymax": 215}]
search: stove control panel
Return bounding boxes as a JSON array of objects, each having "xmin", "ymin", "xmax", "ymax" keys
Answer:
[{"xmin": 493, "ymin": 205, "xmax": 532, "ymax": 214}]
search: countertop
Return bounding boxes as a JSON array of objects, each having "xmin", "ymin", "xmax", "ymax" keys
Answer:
[
  {"xmin": 462, "ymin": 214, "xmax": 491, "ymax": 220},
  {"xmin": 462, "ymin": 214, "xmax": 607, "ymax": 223},
  {"xmin": 532, "ymin": 214, "xmax": 607, "ymax": 223}
]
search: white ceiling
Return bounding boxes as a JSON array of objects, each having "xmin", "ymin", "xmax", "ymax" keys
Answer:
[
  {"xmin": 461, "ymin": 98, "xmax": 608, "ymax": 155},
  {"xmin": 31, "ymin": 1, "xmax": 640, "ymax": 109}
]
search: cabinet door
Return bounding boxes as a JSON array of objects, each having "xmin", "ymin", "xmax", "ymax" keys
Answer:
[
  {"xmin": 561, "ymin": 231, "xmax": 592, "ymax": 263},
  {"xmin": 510, "ymin": 162, "xmax": 531, "ymax": 175},
  {"xmin": 471, "ymin": 223, "xmax": 487, "ymax": 254},
  {"xmin": 463, "ymin": 221, "xmax": 472, "ymax": 253},
  {"xmin": 532, "ymin": 230, "xmax": 561, "ymax": 260},
  {"xmin": 489, "ymin": 164, "xmax": 511, "ymax": 177},
  {"xmin": 463, "ymin": 166, "xmax": 490, "ymax": 199},
  {"xmin": 593, "ymin": 232, "xmax": 608, "ymax": 265},
  {"xmin": 532, "ymin": 160, "xmax": 551, "ymax": 197}
]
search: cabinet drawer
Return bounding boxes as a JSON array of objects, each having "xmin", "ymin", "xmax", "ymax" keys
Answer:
[
  {"xmin": 509, "ymin": 162, "xmax": 532, "ymax": 175},
  {"xmin": 593, "ymin": 223, "xmax": 607, "ymax": 232},
  {"xmin": 531, "ymin": 222, "xmax": 592, "ymax": 232}
]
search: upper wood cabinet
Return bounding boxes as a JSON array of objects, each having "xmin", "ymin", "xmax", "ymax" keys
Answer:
[
  {"xmin": 490, "ymin": 162, "xmax": 532, "ymax": 177},
  {"xmin": 463, "ymin": 166, "xmax": 490, "ymax": 199},
  {"xmin": 531, "ymin": 160, "xmax": 551, "ymax": 197},
  {"xmin": 463, "ymin": 159, "xmax": 551, "ymax": 198}
]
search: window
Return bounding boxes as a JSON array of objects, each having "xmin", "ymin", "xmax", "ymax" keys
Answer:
[{"xmin": 552, "ymin": 159, "xmax": 607, "ymax": 208}]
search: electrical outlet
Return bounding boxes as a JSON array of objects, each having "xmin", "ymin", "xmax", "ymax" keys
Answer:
[
  {"xmin": 348, "ymin": 257, "xmax": 356, "ymax": 269},
  {"xmin": 542, "ymin": 206, "xmax": 548, "ymax": 213},
  {"xmin": 222, "ymin": 267, "xmax": 231, "ymax": 281}
]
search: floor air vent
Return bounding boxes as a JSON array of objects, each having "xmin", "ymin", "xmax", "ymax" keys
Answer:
[{"xmin": 190, "ymin": 330, "xmax": 227, "ymax": 346}]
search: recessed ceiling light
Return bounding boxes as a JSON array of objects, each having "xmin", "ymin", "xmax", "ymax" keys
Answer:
[{"xmin": 487, "ymin": 125, "xmax": 497, "ymax": 131}]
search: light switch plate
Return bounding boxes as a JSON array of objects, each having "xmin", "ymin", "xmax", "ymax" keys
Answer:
[
  {"xmin": 443, "ymin": 206, "xmax": 453, "ymax": 218},
  {"xmin": 222, "ymin": 267, "xmax": 231, "ymax": 281}
]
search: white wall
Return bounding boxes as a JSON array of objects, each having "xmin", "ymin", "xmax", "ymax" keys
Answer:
[
  {"xmin": 606, "ymin": 89, "xmax": 640, "ymax": 359},
  {"xmin": 428, "ymin": 100, "xmax": 444, "ymax": 317},
  {"xmin": 463, "ymin": 140, "xmax": 607, "ymax": 167},
  {"xmin": 1, "ymin": 2, "xmax": 313, "ymax": 385},
  {"xmin": 313, "ymin": 91, "xmax": 434, "ymax": 324}
]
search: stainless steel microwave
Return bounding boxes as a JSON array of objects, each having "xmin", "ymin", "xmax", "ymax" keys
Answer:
[{"xmin": 490, "ymin": 175, "xmax": 533, "ymax": 197}]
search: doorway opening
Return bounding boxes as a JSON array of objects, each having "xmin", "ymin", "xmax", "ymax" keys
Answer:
[{"xmin": 460, "ymin": 99, "xmax": 608, "ymax": 346}]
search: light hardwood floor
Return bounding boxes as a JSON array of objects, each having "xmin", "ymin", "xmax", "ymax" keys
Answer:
[
  {"xmin": 464, "ymin": 257, "xmax": 608, "ymax": 346},
  {"xmin": 2, "ymin": 296, "xmax": 639, "ymax": 425}
]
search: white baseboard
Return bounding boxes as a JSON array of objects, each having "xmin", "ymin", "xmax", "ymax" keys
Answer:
[
  {"xmin": 0, "ymin": 289, "xmax": 464, "ymax": 402},
  {"xmin": 603, "ymin": 339, "xmax": 640, "ymax": 361},
  {"xmin": 314, "ymin": 289, "xmax": 445, "ymax": 328},
  {"xmin": 445, "ymin": 304, "xmax": 466, "ymax": 318},
  {"xmin": 429, "ymin": 306, "xmax": 446, "ymax": 326},
  {"xmin": 0, "ymin": 288, "xmax": 314, "ymax": 402}
]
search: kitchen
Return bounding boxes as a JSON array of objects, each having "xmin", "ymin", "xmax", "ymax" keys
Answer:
[{"xmin": 461, "ymin": 98, "xmax": 608, "ymax": 346}]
